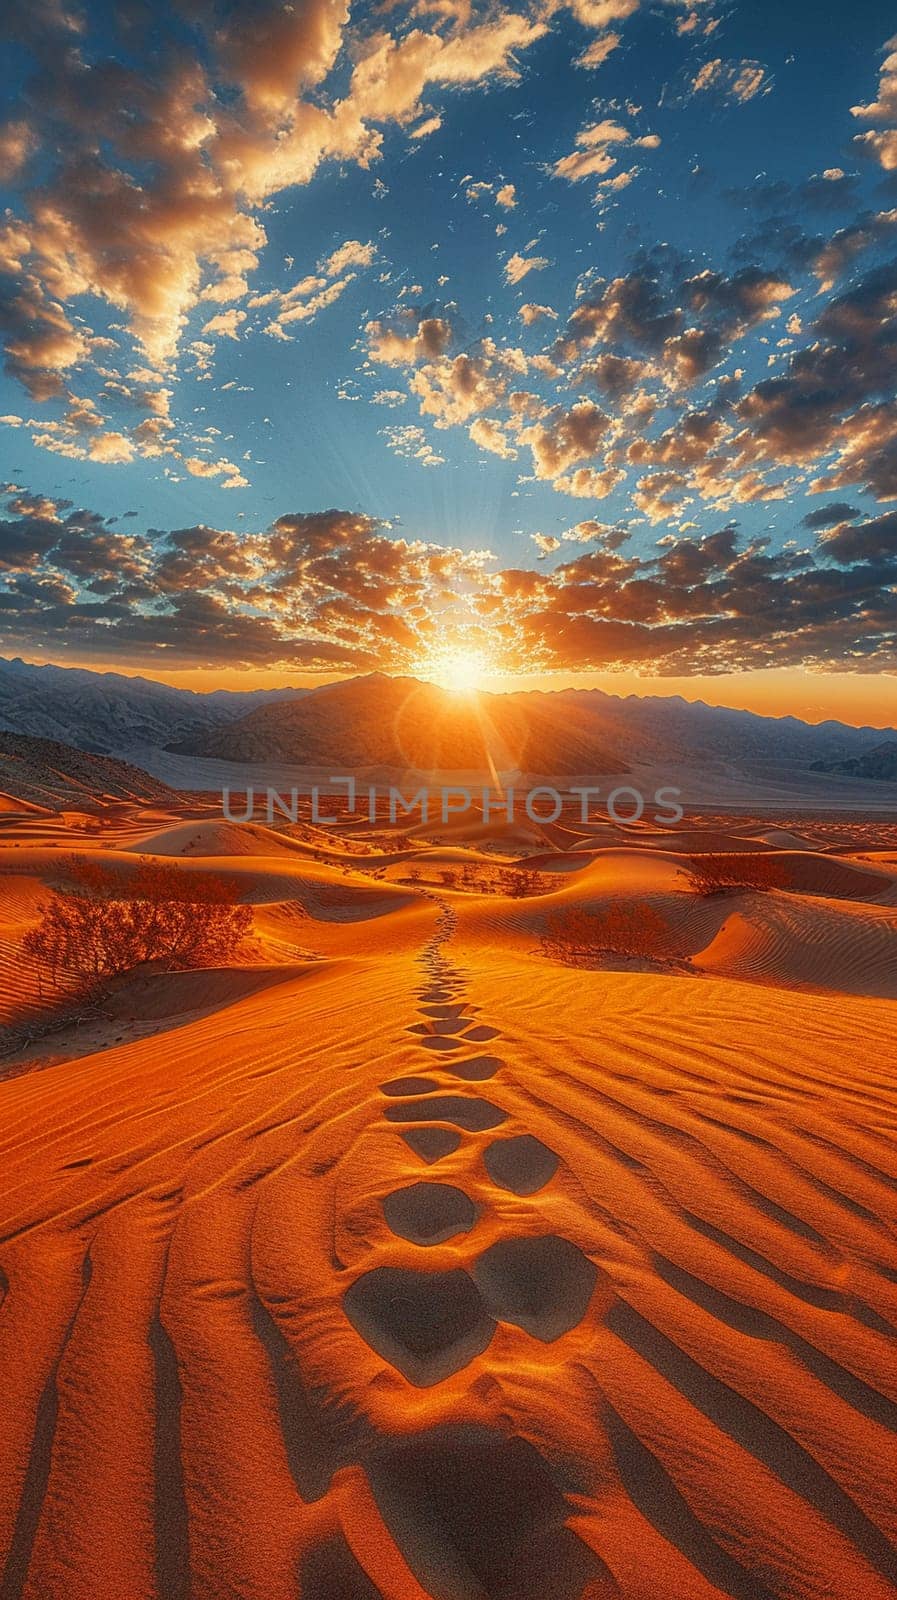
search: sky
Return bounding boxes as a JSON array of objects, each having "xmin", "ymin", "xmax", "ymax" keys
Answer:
[{"xmin": 0, "ymin": 0, "xmax": 895, "ymax": 724}]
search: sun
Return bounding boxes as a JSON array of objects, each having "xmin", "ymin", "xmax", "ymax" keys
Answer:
[{"xmin": 423, "ymin": 648, "xmax": 489, "ymax": 694}]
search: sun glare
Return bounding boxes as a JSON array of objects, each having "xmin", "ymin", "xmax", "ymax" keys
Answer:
[{"xmin": 423, "ymin": 648, "xmax": 489, "ymax": 694}]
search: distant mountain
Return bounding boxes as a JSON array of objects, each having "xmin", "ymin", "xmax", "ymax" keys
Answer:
[
  {"xmin": 809, "ymin": 740, "xmax": 897, "ymax": 781},
  {"xmin": 556, "ymin": 686, "xmax": 897, "ymax": 769},
  {"xmin": 167, "ymin": 672, "xmax": 896, "ymax": 779},
  {"xmin": 0, "ymin": 732, "xmax": 178, "ymax": 812},
  {"xmin": 0, "ymin": 657, "xmax": 302, "ymax": 755},
  {"xmin": 167, "ymin": 673, "xmax": 628, "ymax": 777},
  {"xmin": 2, "ymin": 658, "xmax": 895, "ymax": 782}
]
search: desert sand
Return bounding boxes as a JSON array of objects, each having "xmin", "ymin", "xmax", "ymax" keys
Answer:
[{"xmin": 0, "ymin": 797, "xmax": 896, "ymax": 1599}]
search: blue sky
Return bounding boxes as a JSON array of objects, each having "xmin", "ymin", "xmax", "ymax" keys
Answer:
[{"xmin": 0, "ymin": 0, "xmax": 895, "ymax": 706}]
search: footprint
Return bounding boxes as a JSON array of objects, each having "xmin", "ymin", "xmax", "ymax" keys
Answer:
[
  {"xmin": 484, "ymin": 1135, "xmax": 559, "ymax": 1195},
  {"xmin": 420, "ymin": 1004, "xmax": 468, "ymax": 1019},
  {"xmin": 473, "ymin": 1236, "xmax": 597, "ymax": 1342},
  {"xmin": 450, "ymin": 1056, "xmax": 502, "ymax": 1081},
  {"xmin": 420, "ymin": 1035, "xmax": 465, "ymax": 1052},
  {"xmin": 400, "ymin": 1128, "xmax": 461, "ymax": 1163},
  {"xmin": 380, "ymin": 1075, "xmax": 442, "ymax": 1097},
  {"xmin": 364, "ymin": 1425, "xmax": 607, "ymax": 1600},
  {"xmin": 343, "ymin": 1267, "xmax": 495, "ymax": 1385},
  {"xmin": 460, "ymin": 1025, "xmax": 500, "ymax": 1042},
  {"xmin": 407, "ymin": 1018, "xmax": 470, "ymax": 1036},
  {"xmin": 385, "ymin": 1096, "xmax": 508, "ymax": 1132},
  {"xmin": 383, "ymin": 1183, "xmax": 478, "ymax": 1245},
  {"xmin": 299, "ymin": 1537, "xmax": 381, "ymax": 1600}
]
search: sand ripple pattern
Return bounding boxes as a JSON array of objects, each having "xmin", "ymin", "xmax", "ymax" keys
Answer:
[{"xmin": 0, "ymin": 894, "xmax": 895, "ymax": 1599}]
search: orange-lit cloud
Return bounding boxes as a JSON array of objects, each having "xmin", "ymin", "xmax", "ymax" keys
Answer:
[{"xmin": 1, "ymin": 487, "xmax": 894, "ymax": 676}]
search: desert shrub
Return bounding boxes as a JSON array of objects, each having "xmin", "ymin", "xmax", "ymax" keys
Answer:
[
  {"xmin": 23, "ymin": 855, "xmax": 252, "ymax": 993},
  {"xmin": 686, "ymin": 854, "xmax": 785, "ymax": 896},
  {"xmin": 540, "ymin": 899, "xmax": 669, "ymax": 967},
  {"xmin": 499, "ymin": 866, "xmax": 541, "ymax": 898}
]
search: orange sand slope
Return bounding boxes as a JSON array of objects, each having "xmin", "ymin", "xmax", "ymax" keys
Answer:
[{"xmin": 1, "ymin": 808, "xmax": 897, "ymax": 1599}]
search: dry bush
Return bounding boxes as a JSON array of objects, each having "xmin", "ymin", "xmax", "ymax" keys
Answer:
[
  {"xmin": 686, "ymin": 854, "xmax": 785, "ymax": 897},
  {"xmin": 540, "ymin": 899, "xmax": 669, "ymax": 967},
  {"xmin": 499, "ymin": 866, "xmax": 541, "ymax": 898},
  {"xmin": 23, "ymin": 855, "xmax": 252, "ymax": 995}
]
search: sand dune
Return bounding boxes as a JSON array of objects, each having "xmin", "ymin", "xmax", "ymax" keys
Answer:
[
  {"xmin": 1, "ymin": 800, "xmax": 896, "ymax": 1598},
  {"xmin": 0, "ymin": 794, "xmax": 50, "ymax": 817},
  {"xmin": 120, "ymin": 819, "xmax": 319, "ymax": 858},
  {"xmin": 747, "ymin": 828, "xmax": 818, "ymax": 851},
  {"xmin": 696, "ymin": 896, "xmax": 897, "ymax": 997}
]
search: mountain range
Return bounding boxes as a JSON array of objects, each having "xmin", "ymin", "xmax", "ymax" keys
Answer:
[
  {"xmin": 0, "ymin": 732, "xmax": 177, "ymax": 813},
  {"xmin": 167, "ymin": 671, "xmax": 897, "ymax": 780},
  {"xmin": 1, "ymin": 657, "xmax": 895, "ymax": 782},
  {"xmin": 167, "ymin": 673, "xmax": 629, "ymax": 777},
  {"xmin": 810, "ymin": 741, "xmax": 897, "ymax": 782},
  {"xmin": 0, "ymin": 657, "xmax": 297, "ymax": 754}
]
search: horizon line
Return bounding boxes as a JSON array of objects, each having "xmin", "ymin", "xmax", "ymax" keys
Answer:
[{"xmin": 4, "ymin": 652, "xmax": 897, "ymax": 735}]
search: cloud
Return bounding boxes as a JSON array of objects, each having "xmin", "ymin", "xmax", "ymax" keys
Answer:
[
  {"xmin": 730, "ymin": 63, "xmax": 768, "ymax": 102},
  {"xmin": 519, "ymin": 302, "xmax": 558, "ymax": 325},
  {"xmin": 852, "ymin": 36, "xmax": 897, "ymax": 169},
  {"xmin": 380, "ymin": 423, "xmax": 445, "ymax": 467},
  {"xmin": 371, "ymin": 388, "xmax": 408, "ymax": 407},
  {"xmin": 851, "ymin": 36, "xmax": 897, "ymax": 122},
  {"xmin": 0, "ymin": 273, "xmax": 88, "ymax": 399},
  {"xmin": 0, "ymin": 513, "xmax": 62, "ymax": 571},
  {"xmin": 366, "ymin": 314, "xmax": 454, "ymax": 365},
  {"xmin": 552, "ymin": 118, "xmax": 656, "ymax": 186},
  {"xmin": 201, "ymin": 309, "xmax": 246, "ymax": 340},
  {"xmin": 0, "ymin": 121, "xmax": 36, "ymax": 181},
  {"xmin": 323, "ymin": 239, "xmax": 377, "ymax": 276},
  {"xmin": 87, "ymin": 431, "xmax": 136, "ymax": 464},
  {"xmin": 575, "ymin": 32, "xmax": 622, "ymax": 68},
  {"xmin": 0, "ymin": 0, "xmax": 553, "ymax": 469},
  {"xmin": 566, "ymin": 0, "xmax": 638, "ymax": 26},
  {"xmin": 207, "ymin": 0, "xmax": 349, "ymax": 113},
  {"xmin": 802, "ymin": 502, "xmax": 860, "ymax": 529},
  {"xmin": 562, "ymin": 519, "xmax": 630, "ymax": 546},
  {"xmin": 3, "ymin": 0, "xmax": 889, "ymax": 573},
  {"xmin": 343, "ymin": 12, "xmax": 549, "ymax": 133},
  {"xmin": 521, "ymin": 400, "xmax": 611, "ymax": 479},
  {"xmin": 469, "ymin": 416, "xmax": 518, "ymax": 458},
  {"xmin": 252, "ymin": 239, "xmax": 377, "ymax": 339},
  {"xmin": 731, "ymin": 260, "xmax": 897, "ymax": 497},
  {"xmin": 577, "ymin": 351, "xmax": 646, "ymax": 398},
  {"xmin": 563, "ymin": 258, "xmax": 792, "ymax": 396},
  {"xmin": 361, "ymin": 196, "xmax": 896, "ymax": 513},
  {"xmin": 184, "ymin": 456, "xmax": 248, "ymax": 487},
  {"xmin": 818, "ymin": 508, "xmax": 897, "ymax": 565},
  {"xmin": 268, "ymin": 275, "xmax": 357, "ymax": 335},
  {"xmin": 505, "ymin": 251, "xmax": 550, "ymax": 284},
  {"xmin": 809, "ymin": 209, "xmax": 897, "ymax": 292},
  {"xmin": 411, "ymin": 351, "xmax": 509, "ymax": 427},
  {"xmin": 692, "ymin": 58, "xmax": 770, "ymax": 103},
  {"xmin": 632, "ymin": 469, "xmax": 690, "ymax": 522},
  {"xmin": 1, "ymin": 487, "xmax": 894, "ymax": 674}
]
